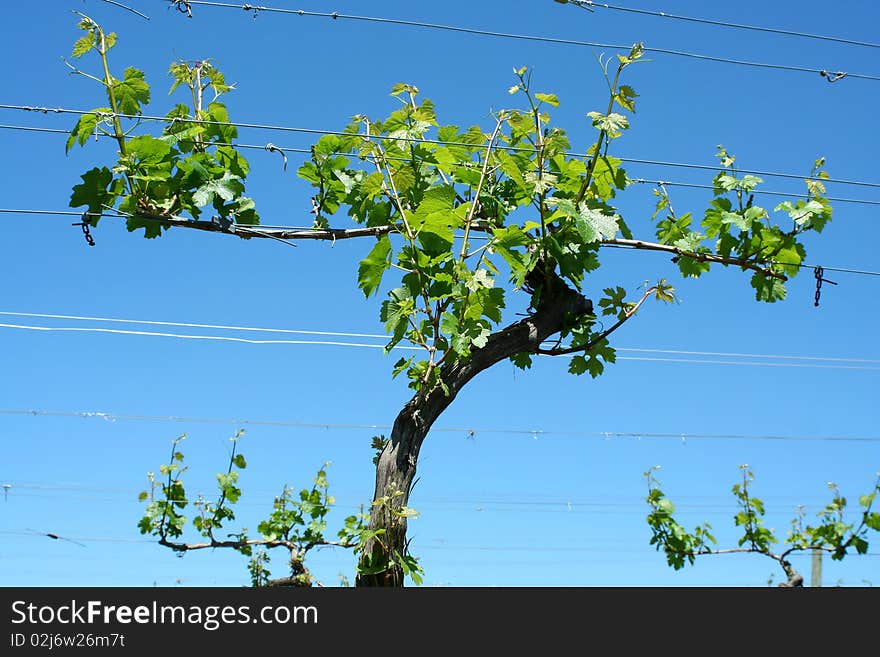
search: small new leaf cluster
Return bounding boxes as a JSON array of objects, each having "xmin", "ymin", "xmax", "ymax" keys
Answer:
[
  {"xmin": 654, "ymin": 148, "xmax": 832, "ymax": 302},
  {"xmin": 138, "ymin": 434, "xmax": 188, "ymax": 539},
  {"xmin": 787, "ymin": 479, "xmax": 880, "ymax": 560},
  {"xmin": 732, "ymin": 466, "xmax": 776, "ymax": 553},
  {"xmin": 645, "ymin": 466, "xmax": 880, "ymax": 583},
  {"xmin": 66, "ymin": 15, "xmax": 258, "ymax": 237},
  {"xmin": 370, "ymin": 435, "xmax": 389, "ymax": 465},
  {"xmin": 644, "ymin": 466, "xmax": 716, "ymax": 569},
  {"xmin": 138, "ymin": 431, "xmax": 390, "ymax": 587},
  {"xmin": 256, "ymin": 464, "xmax": 334, "ymax": 549},
  {"xmin": 138, "ymin": 430, "xmax": 249, "ymax": 548},
  {"xmin": 192, "ymin": 431, "xmax": 246, "ymax": 540},
  {"xmin": 345, "ymin": 486, "xmax": 424, "ymax": 586}
]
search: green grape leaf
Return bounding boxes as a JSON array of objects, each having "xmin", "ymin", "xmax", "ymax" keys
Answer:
[
  {"xmin": 112, "ymin": 67, "xmax": 150, "ymax": 115},
  {"xmin": 535, "ymin": 92, "xmax": 560, "ymax": 107},
  {"xmin": 69, "ymin": 166, "xmax": 116, "ymax": 218},
  {"xmin": 358, "ymin": 235, "xmax": 393, "ymax": 298},
  {"xmin": 193, "ymin": 171, "xmax": 245, "ymax": 207},
  {"xmin": 750, "ymin": 272, "xmax": 787, "ymax": 303}
]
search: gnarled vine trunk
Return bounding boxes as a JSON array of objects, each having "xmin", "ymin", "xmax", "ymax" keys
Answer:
[{"xmin": 356, "ymin": 270, "xmax": 591, "ymax": 586}]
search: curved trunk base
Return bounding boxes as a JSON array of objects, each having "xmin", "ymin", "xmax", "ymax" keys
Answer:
[{"xmin": 355, "ymin": 269, "xmax": 591, "ymax": 586}]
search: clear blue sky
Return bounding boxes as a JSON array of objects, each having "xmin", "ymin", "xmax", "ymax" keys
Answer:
[{"xmin": 0, "ymin": 0, "xmax": 878, "ymax": 587}]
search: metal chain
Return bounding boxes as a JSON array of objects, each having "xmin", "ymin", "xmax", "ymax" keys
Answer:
[
  {"xmin": 72, "ymin": 215, "xmax": 96, "ymax": 247},
  {"xmin": 171, "ymin": 1, "xmax": 192, "ymax": 18},
  {"xmin": 814, "ymin": 266, "xmax": 837, "ymax": 307},
  {"xmin": 81, "ymin": 221, "xmax": 95, "ymax": 247}
]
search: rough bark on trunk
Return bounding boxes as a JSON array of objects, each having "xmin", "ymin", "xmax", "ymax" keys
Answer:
[{"xmin": 356, "ymin": 269, "xmax": 591, "ymax": 586}]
